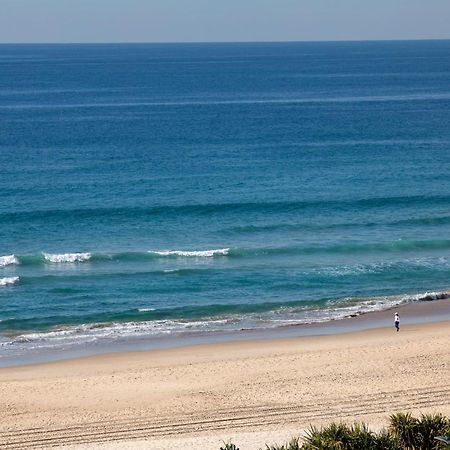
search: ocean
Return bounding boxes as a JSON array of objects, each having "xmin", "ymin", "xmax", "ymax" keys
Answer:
[{"xmin": 1, "ymin": 40, "xmax": 450, "ymax": 362}]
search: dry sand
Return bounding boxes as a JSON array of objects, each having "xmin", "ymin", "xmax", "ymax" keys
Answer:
[{"xmin": 1, "ymin": 315, "xmax": 449, "ymax": 449}]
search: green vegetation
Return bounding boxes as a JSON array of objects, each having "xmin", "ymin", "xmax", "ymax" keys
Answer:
[
  {"xmin": 265, "ymin": 437, "xmax": 302, "ymax": 450},
  {"xmin": 220, "ymin": 441, "xmax": 240, "ymax": 450},
  {"xmin": 389, "ymin": 413, "xmax": 449, "ymax": 450},
  {"xmin": 221, "ymin": 413, "xmax": 450, "ymax": 450},
  {"xmin": 301, "ymin": 422, "xmax": 399, "ymax": 450}
]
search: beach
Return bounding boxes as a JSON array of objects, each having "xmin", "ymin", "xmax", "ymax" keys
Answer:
[
  {"xmin": 1, "ymin": 301, "xmax": 449, "ymax": 450},
  {"xmin": 2, "ymin": 40, "xmax": 450, "ymax": 449}
]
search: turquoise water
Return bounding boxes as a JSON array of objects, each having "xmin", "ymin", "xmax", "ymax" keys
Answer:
[{"xmin": 1, "ymin": 41, "xmax": 450, "ymax": 359}]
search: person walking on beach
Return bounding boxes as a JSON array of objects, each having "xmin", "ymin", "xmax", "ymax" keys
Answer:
[{"xmin": 394, "ymin": 312, "xmax": 400, "ymax": 332}]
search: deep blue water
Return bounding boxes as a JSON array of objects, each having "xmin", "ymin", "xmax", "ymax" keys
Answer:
[{"xmin": 1, "ymin": 41, "xmax": 450, "ymax": 358}]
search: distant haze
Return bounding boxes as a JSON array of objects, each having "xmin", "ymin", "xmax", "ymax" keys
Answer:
[{"xmin": 1, "ymin": 0, "xmax": 450, "ymax": 43}]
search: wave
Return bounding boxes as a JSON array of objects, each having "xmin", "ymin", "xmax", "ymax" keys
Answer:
[
  {"xmin": 413, "ymin": 291, "xmax": 449, "ymax": 301},
  {"xmin": 19, "ymin": 267, "xmax": 218, "ymax": 287},
  {"xmin": 14, "ymin": 249, "xmax": 229, "ymax": 267},
  {"xmin": 10, "ymin": 255, "xmax": 450, "ymax": 296},
  {"xmin": 0, "ymin": 255, "xmax": 18, "ymax": 268},
  {"xmin": 221, "ymin": 215, "xmax": 450, "ymax": 236},
  {"xmin": 2, "ymin": 289, "xmax": 448, "ymax": 332},
  {"xmin": 225, "ymin": 240, "xmax": 450, "ymax": 258},
  {"xmin": 148, "ymin": 248, "xmax": 229, "ymax": 257},
  {"xmin": 42, "ymin": 252, "xmax": 92, "ymax": 263},
  {"xmin": 3, "ymin": 195, "xmax": 450, "ymax": 224},
  {"xmin": 1, "ymin": 289, "xmax": 448, "ymax": 355},
  {"xmin": 0, "ymin": 277, "xmax": 19, "ymax": 287},
  {"xmin": 2, "ymin": 92, "xmax": 450, "ymax": 110},
  {"xmin": 308, "ymin": 239, "xmax": 450, "ymax": 255},
  {"xmin": 8, "ymin": 239, "xmax": 450, "ymax": 269}
]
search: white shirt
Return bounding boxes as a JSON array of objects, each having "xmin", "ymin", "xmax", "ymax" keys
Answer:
[{"xmin": 394, "ymin": 314, "xmax": 400, "ymax": 322}]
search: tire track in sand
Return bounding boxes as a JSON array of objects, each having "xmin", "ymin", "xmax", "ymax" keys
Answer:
[{"xmin": 1, "ymin": 385, "xmax": 450, "ymax": 449}]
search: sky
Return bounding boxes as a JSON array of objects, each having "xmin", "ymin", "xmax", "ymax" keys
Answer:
[{"xmin": 1, "ymin": 0, "xmax": 450, "ymax": 43}]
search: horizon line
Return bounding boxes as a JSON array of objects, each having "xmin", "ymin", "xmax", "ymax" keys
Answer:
[{"xmin": 1, "ymin": 37, "xmax": 450, "ymax": 45}]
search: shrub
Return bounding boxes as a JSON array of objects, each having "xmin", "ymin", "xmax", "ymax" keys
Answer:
[
  {"xmin": 374, "ymin": 428, "xmax": 402, "ymax": 450},
  {"xmin": 415, "ymin": 414, "xmax": 449, "ymax": 450},
  {"xmin": 302, "ymin": 422, "xmax": 399, "ymax": 450},
  {"xmin": 389, "ymin": 412, "xmax": 418, "ymax": 449},
  {"xmin": 265, "ymin": 437, "xmax": 302, "ymax": 450},
  {"xmin": 390, "ymin": 412, "xmax": 450, "ymax": 450},
  {"xmin": 218, "ymin": 412, "xmax": 450, "ymax": 450},
  {"xmin": 220, "ymin": 441, "xmax": 240, "ymax": 450}
]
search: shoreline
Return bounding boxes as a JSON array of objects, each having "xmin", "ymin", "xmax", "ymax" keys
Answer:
[
  {"xmin": 1, "ymin": 318, "xmax": 449, "ymax": 449},
  {"xmin": 1, "ymin": 295, "xmax": 450, "ymax": 368}
]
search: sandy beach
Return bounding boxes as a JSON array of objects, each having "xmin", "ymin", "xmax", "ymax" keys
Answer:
[{"xmin": 1, "ymin": 301, "xmax": 450, "ymax": 450}]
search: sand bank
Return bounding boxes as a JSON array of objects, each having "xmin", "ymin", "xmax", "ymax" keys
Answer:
[{"xmin": 1, "ymin": 306, "xmax": 449, "ymax": 449}]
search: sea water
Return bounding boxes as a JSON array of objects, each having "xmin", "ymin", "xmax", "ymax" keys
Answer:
[{"xmin": 1, "ymin": 41, "xmax": 450, "ymax": 361}]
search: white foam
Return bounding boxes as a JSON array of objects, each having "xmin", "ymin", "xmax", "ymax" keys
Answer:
[
  {"xmin": 321, "ymin": 264, "xmax": 380, "ymax": 277},
  {"xmin": 4, "ymin": 93, "xmax": 450, "ymax": 110},
  {"xmin": 43, "ymin": 252, "xmax": 91, "ymax": 263},
  {"xmin": 150, "ymin": 248, "xmax": 229, "ymax": 257},
  {"xmin": 3, "ymin": 289, "xmax": 449, "ymax": 358},
  {"xmin": 413, "ymin": 291, "xmax": 449, "ymax": 301},
  {"xmin": 138, "ymin": 308, "xmax": 156, "ymax": 312},
  {"xmin": 0, "ymin": 318, "xmax": 238, "ymax": 352},
  {"xmin": 319, "ymin": 257, "xmax": 450, "ymax": 278},
  {"xmin": 0, "ymin": 255, "xmax": 18, "ymax": 268},
  {"xmin": 0, "ymin": 277, "xmax": 19, "ymax": 287}
]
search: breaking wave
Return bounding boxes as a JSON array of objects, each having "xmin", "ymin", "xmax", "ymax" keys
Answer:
[
  {"xmin": 148, "ymin": 248, "xmax": 229, "ymax": 257},
  {"xmin": 43, "ymin": 252, "xmax": 92, "ymax": 263},
  {"xmin": 7, "ymin": 238, "xmax": 450, "ymax": 268},
  {"xmin": 0, "ymin": 255, "xmax": 18, "ymax": 268},
  {"xmin": 1, "ymin": 289, "xmax": 449, "ymax": 356},
  {"xmin": 0, "ymin": 277, "xmax": 19, "ymax": 287}
]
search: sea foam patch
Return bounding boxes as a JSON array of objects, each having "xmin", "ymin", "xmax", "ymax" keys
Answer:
[
  {"xmin": 0, "ymin": 277, "xmax": 19, "ymax": 287},
  {"xmin": 43, "ymin": 252, "xmax": 92, "ymax": 263},
  {"xmin": 1, "ymin": 288, "xmax": 450, "ymax": 359},
  {"xmin": 413, "ymin": 291, "xmax": 449, "ymax": 301},
  {"xmin": 0, "ymin": 255, "xmax": 18, "ymax": 268},
  {"xmin": 149, "ymin": 248, "xmax": 229, "ymax": 257}
]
